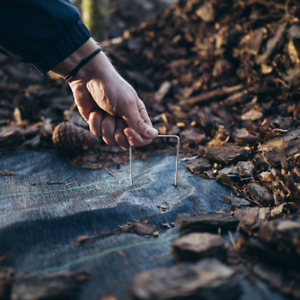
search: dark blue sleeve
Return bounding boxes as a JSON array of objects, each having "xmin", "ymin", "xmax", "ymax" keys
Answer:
[{"xmin": 0, "ymin": 0, "xmax": 91, "ymax": 74}]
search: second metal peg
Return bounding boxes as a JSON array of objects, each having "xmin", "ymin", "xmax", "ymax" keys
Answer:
[{"xmin": 129, "ymin": 135, "xmax": 180, "ymax": 187}]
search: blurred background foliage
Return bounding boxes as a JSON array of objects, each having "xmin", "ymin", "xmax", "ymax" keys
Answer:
[{"xmin": 71, "ymin": 0, "xmax": 174, "ymax": 40}]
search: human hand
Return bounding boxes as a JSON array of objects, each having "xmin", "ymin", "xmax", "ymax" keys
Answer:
[{"xmin": 52, "ymin": 38, "xmax": 158, "ymax": 150}]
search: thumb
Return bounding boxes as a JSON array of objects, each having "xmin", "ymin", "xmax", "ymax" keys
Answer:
[{"xmin": 121, "ymin": 98, "xmax": 158, "ymax": 139}]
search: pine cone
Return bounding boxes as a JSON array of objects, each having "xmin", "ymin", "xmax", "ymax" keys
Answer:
[{"xmin": 52, "ymin": 122, "xmax": 100, "ymax": 154}]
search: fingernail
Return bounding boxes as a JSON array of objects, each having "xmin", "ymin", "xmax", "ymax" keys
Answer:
[{"xmin": 146, "ymin": 127, "xmax": 158, "ymax": 138}]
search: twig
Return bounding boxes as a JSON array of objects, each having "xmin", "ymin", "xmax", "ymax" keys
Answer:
[
  {"xmin": 273, "ymin": 128, "xmax": 288, "ymax": 133},
  {"xmin": 228, "ymin": 230, "xmax": 240, "ymax": 257},
  {"xmin": 76, "ymin": 229, "xmax": 122, "ymax": 246},
  {"xmin": 290, "ymin": 117, "xmax": 300, "ymax": 124},
  {"xmin": 273, "ymin": 78, "xmax": 289, "ymax": 88},
  {"xmin": 106, "ymin": 171, "xmax": 116, "ymax": 177},
  {"xmin": 179, "ymin": 84, "xmax": 244, "ymax": 105},
  {"xmin": 262, "ymin": 152, "xmax": 271, "ymax": 167},
  {"xmin": 285, "ymin": 0, "xmax": 290, "ymax": 18},
  {"xmin": 247, "ymin": 0, "xmax": 285, "ymax": 10},
  {"xmin": 111, "ymin": 169, "xmax": 124, "ymax": 172}
]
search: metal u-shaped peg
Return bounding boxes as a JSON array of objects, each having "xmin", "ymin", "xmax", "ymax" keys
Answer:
[{"xmin": 129, "ymin": 135, "xmax": 180, "ymax": 187}]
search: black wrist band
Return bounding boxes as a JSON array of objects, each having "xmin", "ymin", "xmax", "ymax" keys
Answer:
[{"xmin": 64, "ymin": 48, "xmax": 102, "ymax": 82}]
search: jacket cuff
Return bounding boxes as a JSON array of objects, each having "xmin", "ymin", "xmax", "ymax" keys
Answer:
[{"xmin": 32, "ymin": 20, "xmax": 91, "ymax": 75}]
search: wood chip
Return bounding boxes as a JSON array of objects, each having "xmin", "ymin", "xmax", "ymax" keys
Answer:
[
  {"xmin": 237, "ymin": 161, "xmax": 255, "ymax": 177},
  {"xmin": 129, "ymin": 259, "xmax": 242, "ymax": 300},
  {"xmin": 172, "ymin": 232, "xmax": 227, "ymax": 262},
  {"xmin": 11, "ymin": 270, "xmax": 77, "ymax": 300},
  {"xmin": 220, "ymin": 195, "xmax": 251, "ymax": 208},
  {"xmin": 247, "ymin": 183, "xmax": 273, "ymax": 204},
  {"xmin": 177, "ymin": 213, "xmax": 239, "ymax": 232},
  {"xmin": 258, "ymin": 215, "xmax": 300, "ymax": 255},
  {"xmin": 204, "ymin": 144, "xmax": 250, "ymax": 164}
]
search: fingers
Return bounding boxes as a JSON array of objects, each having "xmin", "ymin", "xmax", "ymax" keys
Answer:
[
  {"xmin": 101, "ymin": 114, "xmax": 117, "ymax": 145},
  {"xmin": 91, "ymin": 111, "xmax": 150, "ymax": 149},
  {"xmin": 121, "ymin": 94, "xmax": 158, "ymax": 140},
  {"xmin": 137, "ymin": 98, "xmax": 152, "ymax": 127},
  {"xmin": 89, "ymin": 113, "xmax": 129, "ymax": 149},
  {"xmin": 114, "ymin": 118, "xmax": 129, "ymax": 150},
  {"xmin": 88, "ymin": 111, "xmax": 103, "ymax": 136},
  {"xmin": 122, "ymin": 98, "xmax": 157, "ymax": 147},
  {"xmin": 72, "ymin": 82, "xmax": 97, "ymax": 121},
  {"xmin": 70, "ymin": 70, "xmax": 158, "ymax": 150},
  {"xmin": 124, "ymin": 127, "xmax": 152, "ymax": 147}
]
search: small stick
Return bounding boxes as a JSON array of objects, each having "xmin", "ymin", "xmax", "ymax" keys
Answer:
[
  {"xmin": 106, "ymin": 171, "xmax": 116, "ymax": 177},
  {"xmin": 228, "ymin": 230, "xmax": 239, "ymax": 256}
]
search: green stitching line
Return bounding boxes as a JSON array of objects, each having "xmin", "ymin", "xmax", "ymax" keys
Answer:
[
  {"xmin": 0, "ymin": 160, "xmax": 181, "ymax": 198},
  {"xmin": 1, "ymin": 155, "xmax": 187, "ymax": 276},
  {"xmin": 29, "ymin": 229, "xmax": 191, "ymax": 277}
]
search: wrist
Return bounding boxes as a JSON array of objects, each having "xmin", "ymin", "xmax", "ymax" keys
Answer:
[
  {"xmin": 70, "ymin": 50, "xmax": 119, "ymax": 86},
  {"xmin": 51, "ymin": 38, "xmax": 99, "ymax": 78}
]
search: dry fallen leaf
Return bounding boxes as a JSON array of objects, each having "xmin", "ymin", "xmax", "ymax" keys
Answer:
[
  {"xmin": 261, "ymin": 64, "xmax": 273, "ymax": 74},
  {"xmin": 43, "ymin": 180, "xmax": 63, "ymax": 185},
  {"xmin": 207, "ymin": 139, "xmax": 224, "ymax": 148},
  {"xmin": 157, "ymin": 205, "xmax": 168, "ymax": 211},
  {"xmin": 288, "ymin": 39, "xmax": 299, "ymax": 64},
  {"xmin": 241, "ymin": 109, "xmax": 263, "ymax": 121},
  {"xmin": 0, "ymin": 170, "xmax": 16, "ymax": 176},
  {"xmin": 259, "ymin": 171, "xmax": 275, "ymax": 182}
]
